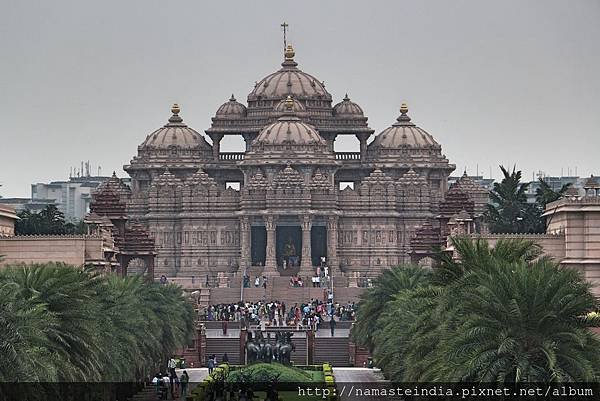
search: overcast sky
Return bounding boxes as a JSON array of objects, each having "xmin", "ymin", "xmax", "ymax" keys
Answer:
[{"xmin": 0, "ymin": 0, "xmax": 598, "ymax": 197}]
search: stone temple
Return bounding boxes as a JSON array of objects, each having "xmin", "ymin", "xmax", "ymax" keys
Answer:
[{"xmin": 94, "ymin": 43, "xmax": 482, "ymax": 281}]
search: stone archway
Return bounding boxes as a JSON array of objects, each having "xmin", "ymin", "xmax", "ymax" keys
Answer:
[
  {"xmin": 120, "ymin": 254, "xmax": 155, "ymax": 280},
  {"xmin": 126, "ymin": 257, "xmax": 147, "ymax": 276}
]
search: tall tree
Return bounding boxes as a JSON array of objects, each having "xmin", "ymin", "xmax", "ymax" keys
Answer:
[{"xmin": 485, "ymin": 166, "xmax": 530, "ymax": 233}]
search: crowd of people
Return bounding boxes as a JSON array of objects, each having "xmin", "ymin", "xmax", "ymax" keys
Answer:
[
  {"xmin": 152, "ymin": 357, "xmax": 189, "ymax": 399},
  {"xmin": 203, "ymin": 299, "xmax": 357, "ymax": 331}
]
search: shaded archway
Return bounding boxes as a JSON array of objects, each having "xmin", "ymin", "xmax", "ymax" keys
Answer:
[
  {"xmin": 276, "ymin": 226, "xmax": 301, "ymax": 269},
  {"xmin": 311, "ymin": 225, "xmax": 327, "ymax": 266},
  {"xmin": 251, "ymin": 226, "xmax": 266, "ymax": 266}
]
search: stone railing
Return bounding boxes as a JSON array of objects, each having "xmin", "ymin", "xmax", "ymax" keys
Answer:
[
  {"xmin": 218, "ymin": 152, "xmax": 245, "ymax": 161},
  {"xmin": 335, "ymin": 152, "xmax": 361, "ymax": 161}
]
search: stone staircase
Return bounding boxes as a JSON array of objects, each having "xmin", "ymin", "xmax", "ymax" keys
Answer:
[
  {"xmin": 206, "ymin": 276, "xmax": 365, "ymax": 305},
  {"xmin": 205, "ymin": 337, "xmax": 242, "ymax": 365},
  {"xmin": 314, "ymin": 337, "xmax": 350, "ymax": 366}
]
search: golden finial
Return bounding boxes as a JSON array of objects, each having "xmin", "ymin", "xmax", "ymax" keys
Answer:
[
  {"xmin": 284, "ymin": 95, "xmax": 294, "ymax": 111},
  {"xmin": 171, "ymin": 103, "xmax": 181, "ymax": 115},
  {"xmin": 400, "ymin": 102, "xmax": 408, "ymax": 114},
  {"xmin": 284, "ymin": 43, "xmax": 295, "ymax": 60}
]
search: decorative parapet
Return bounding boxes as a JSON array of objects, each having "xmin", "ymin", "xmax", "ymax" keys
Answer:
[
  {"xmin": 545, "ymin": 195, "xmax": 600, "ymax": 213},
  {"xmin": 470, "ymin": 233, "xmax": 564, "ymax": 239},
  {"xmin": 6, "ymin": 234, "xmax": 103, "ymax": 240}
]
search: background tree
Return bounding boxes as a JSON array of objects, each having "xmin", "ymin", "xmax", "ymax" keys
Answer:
[
  {"xmin": 485, "ymin": 166, "xmax": 531, "ymax": 233},
  {"xmin": 15, "ymin": 205, "xmax": 86, "ymax": 235},
  {"xmin": 532, "ymin": 178, "xmax": 572, "ymax": 232}
]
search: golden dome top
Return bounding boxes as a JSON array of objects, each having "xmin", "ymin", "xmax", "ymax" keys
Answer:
[
  {"xmin": 400, "ymin": 102, "xmax": 408, "ymax": 115},
  {"xmin": 284, "ymin": 43, "xmax": 295, "ymax": 60},
  {"xmin": 171, "ymin": 103, "xmax": 181, "ymax": 115}
]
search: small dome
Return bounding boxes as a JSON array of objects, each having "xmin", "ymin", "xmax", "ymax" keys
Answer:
[
  {"xmin": 369, "ymin": 103, "xmax": 440, "ymax": 150},
  {"xmin": 333, "ymin": 94, "xmax": 364, "ymax": 117},
  {"xmin": 141, "ymin": 104, "xmax": 212, "ymax": 150},
  {"xmin": 254, "ymin": 98, "xmax": 325, "ymax": 146},
  {"xmin": 215, "ymin": 94, "xmax": 247, "ymax": 118},
  {"xmin": 248, "ymin": 44, "xmax": 331, "ymax": 100}
]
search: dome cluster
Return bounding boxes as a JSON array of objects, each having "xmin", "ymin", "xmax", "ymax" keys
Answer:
[{"xmin": 129, "ymin": 44, "xmax": 450, "ymax": 172}]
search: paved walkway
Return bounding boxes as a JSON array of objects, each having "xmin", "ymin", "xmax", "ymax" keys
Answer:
[
  {"xmin": 176, "ymin": 367, "xmax": 209, "ymax": 383},
  {"xmin": 333, "ymin": 368, "xmax": 393, "ymax": 401}
]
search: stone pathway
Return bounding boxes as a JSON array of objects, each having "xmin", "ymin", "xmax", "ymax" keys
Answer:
[
  {"xmin": 176, "ymin": 367, "xmax": 209, "ymax": 383},
  {"xmin": 333, "ymin": 368, "xmax": 397, "ymax": 401}
]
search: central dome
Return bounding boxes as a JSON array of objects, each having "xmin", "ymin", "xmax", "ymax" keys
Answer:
[
  {"xmin": 252, "ymin": 97, "xmax": 325, "ymax": 146},
  {"xmin": 247, "ymin": 44, "xmax": 332, "ymax": 101}
]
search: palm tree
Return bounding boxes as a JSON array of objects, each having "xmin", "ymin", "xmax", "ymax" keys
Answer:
[
  {"xmin": 352, "ymin": 264, "xmax": 431, "ymax": 351},
  {"xmin": 535, "ymin": 179, "xmax": 571, "ymax": 207},
  {"xmin": 0, "ymin": 263, "xmax": 194, "ymax": 388},
  {"xmin": 485, "ymin": 166, "xmax": 530, "ymax": 233},
  {"xmin": 444, "ymin": 257, "xmax": 600, "ymax": 382},
  {"xmin": 366, "ymin": 237, "xmax": 600, "ymax": 383}
]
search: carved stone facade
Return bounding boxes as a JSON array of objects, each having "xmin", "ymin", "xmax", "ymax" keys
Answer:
[{"xmin": 105, "ymin": 44, "xmax": 472, "ymax": 280}]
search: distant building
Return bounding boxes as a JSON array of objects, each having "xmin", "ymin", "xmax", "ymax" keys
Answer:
[
  {"xmin": 30, "ymin": 175, "xmax": 111, "ymax": 222},
  {"xmin": 524, "ymin": 175, "xmax": 593, "ymax": 204},
  {"xmin": 0, "ymin": 197, "xmax": 57, "ymax": 213}
]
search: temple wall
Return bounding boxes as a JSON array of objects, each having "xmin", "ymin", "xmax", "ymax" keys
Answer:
[
  {"xmin": 148, "ymin": 217, "xmax": 240, "ymax": 276},
  {"xmin": 0, "ymin": 235, "xmax": 105, "ymax": 267},
  {"xmin": 474, "ymin": 234, "xmax": 566, "ymax": 261},
  {"xmin": 337, "ymin": 216, "xmax": 408, "ymax": 274}
]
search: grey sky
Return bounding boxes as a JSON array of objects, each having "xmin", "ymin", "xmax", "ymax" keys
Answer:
[{"xmin": 1, "ymin": 0, "xmax": 598, "ymax": 197}]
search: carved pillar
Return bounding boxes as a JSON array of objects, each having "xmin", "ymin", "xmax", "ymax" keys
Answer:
[
  {"xmin": 264, "ymin": 215, "xmax": 279, "ymax": 276},
  {"xmin": 356, "ymin": 133, "xmax": 369, "ymax": 161},
  {"xmin": 321, "ymin": 133, "xmax": 337, "ymax": 152},
  {"xmin": 327, "ymin": 215, "xmax": 340, "ymax": 274},
  {"xmin": 210, "ymin": 133, "xmax": 224, "ymax": 161},
  {"xmin": 242, "ymin": 133, "xmax": 255, "ymax": 151},
  {"xmin": 300, "ymin": 215, "xmax": 313, "ymax": 274},
  {"xmin": 240, "ymin": 216, "xmax": 251, "ymax": 271}
]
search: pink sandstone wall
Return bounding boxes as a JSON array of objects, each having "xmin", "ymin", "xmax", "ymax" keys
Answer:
[{"xmin": 0, "ymin": 235, "xmax": 105, "ymax": 267}]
